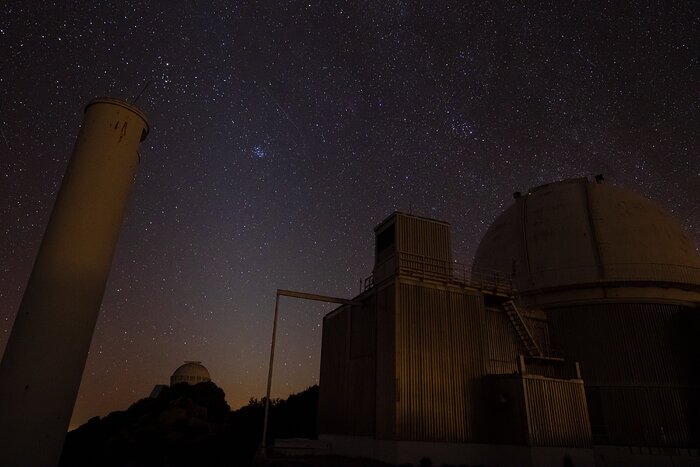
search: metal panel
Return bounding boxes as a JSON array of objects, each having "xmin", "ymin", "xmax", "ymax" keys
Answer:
[
  {"xmin": 547, "ymin": 302, "xmax": 700, "ymax": 447},
  {"xmin": 373, "ymin": 213, "xmax": 453, "ymax": 283},
  {"xmin": 350, "ymin": 301, "xmax": 376, "ymax": 359},
  {"xmin": 375, "ymin": 282, "xmax": 396, "ymax": 440},
  {"xmin": 395, "ymin": 213, "xmax": 453, "ymax": 264},
  {"xmin": 318, "ymin": 306, "xmax": 350, "ymax": 434},
  {"xmin": 523, "ymin": 358, "xmax": 579, "ymax": 380},
  {"xmin": 318, "ymin": 295, "xmax": 378, "ymax": 437},
  {"xmin": 523, "ymin": 376, "xmax": 592, "ymax": 447},
  {"xmin": 486, "ymin": 306, "xmax": 524, "ymax": 374},
  {"xmin": 485, "ymin": 306, "xmax": 558, "ymax": 376},
  {"xmin": 592, "ymin": 386, "xmax": 699, "ymax": 448},
  {"xmin": 347, "ymin": 296, "xmax": 377, "ymax": 436},
  {"xmin": 396, "ymin": 281, "xmax": 487, "ymax": 442},
  {"xmin": 547, "ymin": 303, "xmax": 694, "ymax": 386},
  {"xmin": 346, "ymin": 354, "xmax": 375, "ymax": 435}
]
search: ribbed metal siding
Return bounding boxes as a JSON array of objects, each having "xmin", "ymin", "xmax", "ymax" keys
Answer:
[
  {"xmin": 548, "ymin": 302, "xmax": 693, "ymax": 384},
  {"xmin": 592, "ymin": 386, "xmax": 698, "ymax": 447},
  {"xmin": 523, "ymin": 376, "xmax": 592, "ymax": 447},
  {"xmin": 318, "ymin": 297, "xmax": 378, "ymax": 436},
  {"xmin": 486, "ymin": 306, "xmax": 527, "ymax": 374},
  {"xmin": 319, "ymin": 307, "xmax": 350, "ymax": 434},
  {"xmin": 350, "ymin": 301, "xmax": 376, "ymax": 358},
  {"xmin": 375, "ymin": 282, "xmax": 396, "ymax": 440},
  {"xmin": 486, "ymin": 306, "xmax": 557, "ymax": 376},
  {"xmin": 395, "ymin": 214, "xmax": 452, "ymax": 263},
  {"xmin": 547, "ymin": 302, "xmax": 700, "ymax": 447},
  {"xmin": 524, "ymin": 359, "xmax": 579, "ymax": 380},
  {"xmin": 347, "ymin": 299, "xmax": 376, "ymax": 436},
  {"xmin": 396, "ymin": 281, "xmax": 486, "ymax": 442}
]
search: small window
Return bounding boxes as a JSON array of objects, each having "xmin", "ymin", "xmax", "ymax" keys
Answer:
[{"xmin": 376, "ymin": 223, "xmax": 395, "ymax": 255}]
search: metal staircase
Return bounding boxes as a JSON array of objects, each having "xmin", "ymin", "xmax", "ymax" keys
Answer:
[{"xmin": 502, "ymin": 300, "xmax": 543, "ymax": 358}]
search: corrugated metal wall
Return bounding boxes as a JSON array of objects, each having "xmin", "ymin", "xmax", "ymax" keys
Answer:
[
  {"xmin": 523, "ymin": 376, "xmax": 592, "ymax": 447},
  {"xmin": 347, "ymin": 298, "xmax": 377, "ymax": 435},
  {"xmin": 588, "ymin": 386, "xmax": 698, "ymax": 447},
  {"xmin": 548, "ymin": 302, "xmax": 695, "ymax": 384},
  {"xmin": 488, "ymin": 374, "xmax": 592, "ymax": 447},
  {"xmin": 318, "ymin": 306, "xmax": 350, "ymax": 434},
  {"xmin": 486, "ymin": 306, "xmax": 528, "ymax": 374},
  {"xmin": 524, "ymin": 358, "xmax": 579, "ymax": 380},
  {"xmin": 396, "ymin": 280, "xmax": 487, "ymax": 442},
  {"xmin": 485, "ymin": 305, "xmax": 559, "ymax": 376},
  {"xmin": 318, "ymin": 295, "xmax": 378, "ymax": 437},
  {"xmin": 395, "ymin": 214, "xmax": 452, "ymax": 263},
  {"xmin": 375, "ymin": 282, "xmax": 396, "ymax": 440},
  {"xmin": 547, "ymin": 302, "xmax": 700, "ymax": 447}
]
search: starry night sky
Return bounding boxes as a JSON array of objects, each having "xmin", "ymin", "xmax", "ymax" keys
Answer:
[{"xmin": 1, "ymin": 2, "xmax": 698, "ymax": 429}]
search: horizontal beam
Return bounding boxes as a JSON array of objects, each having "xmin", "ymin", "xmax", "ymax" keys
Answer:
[{"xmin": 276, "ymin": 289, "xmax": 361, "ymax": 306}]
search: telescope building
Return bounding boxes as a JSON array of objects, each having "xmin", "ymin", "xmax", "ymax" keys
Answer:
[{"xmin": 317, "ymin": 177, "xmax": 700, "ymax": 466}]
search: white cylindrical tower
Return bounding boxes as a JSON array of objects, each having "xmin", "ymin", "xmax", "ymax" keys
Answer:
[{"xmin": 0, "ymin": 98, "xmax": 149, "ymax": 466}]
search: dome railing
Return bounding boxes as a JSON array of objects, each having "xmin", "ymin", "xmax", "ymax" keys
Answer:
[
  {"xmin": 367, "ymin": 253, "xmax": 700, "ymax": 293},
  {"xmin": 521, "ymin": 262, "xmax": 700, "ymax": 290},
  {"xmin": 396, "ymin": 251, "xmax": 515, "ymax": 294}
]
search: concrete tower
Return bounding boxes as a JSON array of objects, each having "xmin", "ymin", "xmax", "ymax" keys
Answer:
[{"xmin": 0, "ymin": 98, "xmax": 149, "ymax": 466}]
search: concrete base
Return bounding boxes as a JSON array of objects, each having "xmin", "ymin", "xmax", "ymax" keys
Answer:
[
  {"xmin": 593, "ymin": 445, "xmax": 700, "ymax": 467},
  {"xmin": 271, "ymin": 438, "xmax": 331, "ymax": 457},
  {"xmin": 319, "ymin": 435, "xmax": 595, "ymax": 466}
]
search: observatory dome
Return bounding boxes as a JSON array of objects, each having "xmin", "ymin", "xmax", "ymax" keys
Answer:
[
  {"xmin": 170, "ymin": 361, "xmax": 211, "ymax": 386},
  {"xmin": 473, "ymin": 178, "xmax": 700, "ymax": 302}
]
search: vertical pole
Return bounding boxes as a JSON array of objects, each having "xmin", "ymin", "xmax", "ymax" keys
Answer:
[
  {"xmin": 261, "ymin": 292, "xmax": 281, "ymax": 454},
  {"xmin": 518, "ymin": 354, "xmax": 526, "ymax": 375},
  {"xmin": 0, "ymin": 98, "xmax": 149, "ymax": 467}
]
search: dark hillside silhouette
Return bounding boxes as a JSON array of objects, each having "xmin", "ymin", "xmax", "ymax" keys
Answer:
[{"xmin": 60, "ymin": 383, "xmax": 318, "ymax": 466}]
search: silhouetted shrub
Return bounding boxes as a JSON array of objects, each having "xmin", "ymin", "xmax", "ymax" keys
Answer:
[{"xmin": 60, "ymin": 383, "xmax": 318, "ymax": 467}]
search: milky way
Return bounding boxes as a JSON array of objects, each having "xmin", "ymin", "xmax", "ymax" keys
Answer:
[{"xmin": 1, "ymin": 1, "xmax": 697, "ymax": 428}]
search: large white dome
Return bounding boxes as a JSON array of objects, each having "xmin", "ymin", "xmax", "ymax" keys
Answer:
[
  {"xmin": 170, "ymin": 361, "xmax": 211, "ymax": 386},
  {"xmin": 473, "ymin": 178, "xmax": 700, "ymax": 302}
]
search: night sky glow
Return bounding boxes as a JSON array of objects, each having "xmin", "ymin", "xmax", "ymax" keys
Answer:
[{"xmin": 1, "ymin": 2, "xmax": 698, "ymax": 429}]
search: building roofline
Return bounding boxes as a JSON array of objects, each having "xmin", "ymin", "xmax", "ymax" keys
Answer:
[{"xmin": 373, "ymin": 211, "xmax": 450, "ymax": 232}]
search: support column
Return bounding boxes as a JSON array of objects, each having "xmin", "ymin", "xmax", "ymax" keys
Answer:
[{"xmin": 0, "ymin": 97, "xmax": 149, "ymax": 466}]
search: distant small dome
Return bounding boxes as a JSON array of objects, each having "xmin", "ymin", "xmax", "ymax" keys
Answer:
[{"xmin": 170, "ymin": 361, "xmax": 211, "ymax": 386}]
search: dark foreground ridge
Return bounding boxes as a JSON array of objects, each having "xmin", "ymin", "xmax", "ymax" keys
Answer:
[{"xmin": 60, "ymin": 382, "xmax": 318, "ymax": 467}]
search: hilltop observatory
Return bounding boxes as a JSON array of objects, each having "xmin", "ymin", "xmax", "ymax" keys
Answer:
[
  {"xmin": 0, "ymin": 98, "xmax": 149, "ymax": 467},
  {"xmin": 317, "ymin": 178, "xmax": 700, "ymax": 467},
  {"xmin": 171, "ymin": 361, "xmax": 212, "ymax": 386}
]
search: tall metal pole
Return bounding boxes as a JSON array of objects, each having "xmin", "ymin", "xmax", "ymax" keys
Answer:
[
  {"xmin": 261, "ymin": 293, "xmax": 281, "ymax": 453},
  {"xmin": 0, "ymin": 98, "xmax": 149, "ymax": 467},
  {"xmin": 259, "ymin": 289, "xmax": 360, "ymax": 456}
]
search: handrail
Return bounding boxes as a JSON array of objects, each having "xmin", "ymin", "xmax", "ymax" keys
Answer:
[
  {"xmin": 363, "ymin": 251, "xmax": 514, "ymax": 293},
  {"xmin": 523, "ymin": 262, "xmax": 700, "ymax": 290},
  {"xmin": 363, "ymin": 252, "xmax": 700, "ymax": 293}
]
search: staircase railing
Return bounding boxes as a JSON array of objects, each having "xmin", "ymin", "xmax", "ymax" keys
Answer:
[{"xmin": 502, "ymin": 300, "xmax": 543, "ymax": 358}]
